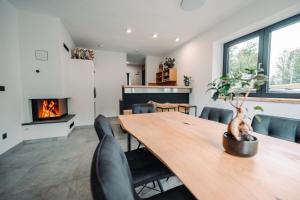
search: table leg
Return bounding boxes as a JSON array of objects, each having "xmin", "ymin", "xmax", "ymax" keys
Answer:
[{"xmin": 127, "ymin": 133, "xmax": 131, "ymax": 152}]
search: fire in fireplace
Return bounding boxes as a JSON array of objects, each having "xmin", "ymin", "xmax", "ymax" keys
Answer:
[{"xmin": 31, "ymin": 98, "xmax": 68, "ymax": 121}]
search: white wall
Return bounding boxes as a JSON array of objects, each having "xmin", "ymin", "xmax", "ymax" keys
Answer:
[
  {"xmin": 0, "ymin": 0, "xmax": 23, "ymax": 155},
  {"xmin": 0, "ymin": 2, "xmax": 95, "ymax": 154},
  {"xmin": 60, "ymin": 22, "xmax": 76, "ymax": 97},
  {"xmin": 145, "ymin": 56, "xmax": 163, "ymax": 84},
  {"xmin": 168, "ymin": 0, "xmax": 300, "ymax": 119},
  {"xmin": 65, "ymin": 60, "xmax": 95, "ymax": 126},
  {"xmin": 94, "ymin": 50, "xmax": 126, "ymax": 117},
  {"xmin": 18, "ymin": 11, "xmax": 75, "ymax": 123}
]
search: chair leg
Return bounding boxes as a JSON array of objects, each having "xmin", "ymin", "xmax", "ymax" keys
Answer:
[
  {"xmin": 137, "ymin": 185, "xmax": 146, "ymax": 194},
  {"xmin": 157, "ymin": 180, "xmax": 164, "ymax": 192},
  {"xmin": 152, "ymin": 181, "xmax": 156, "ymax": 188},
  {"xmin": 127, "ymin": 134, "xmax": 131, "ymax": 152},
  {"xmin": 137, "ymin": 183, "xmax": 161, "ymax": 194},
  {"xmin": 137, "ymin": 142, "xmax": 141, "ymax": 149}
]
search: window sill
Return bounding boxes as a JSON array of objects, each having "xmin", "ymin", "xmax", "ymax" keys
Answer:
[
  {"xmin": 246, "ymin": 97, "xmax": 300, "ymax": 104},
  {"xmin": 219, "ymin": 96, "xmax": 300, "ymax": 104}
]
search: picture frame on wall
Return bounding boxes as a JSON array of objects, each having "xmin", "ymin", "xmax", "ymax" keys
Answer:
[{"xmin": 35, "ymin": 50, "xmax": 48, "ymax": 61}]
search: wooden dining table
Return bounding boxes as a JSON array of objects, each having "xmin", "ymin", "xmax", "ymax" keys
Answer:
[{"xmin": 118, "ymin": 112, "xmax": 300, "ymax": 200}]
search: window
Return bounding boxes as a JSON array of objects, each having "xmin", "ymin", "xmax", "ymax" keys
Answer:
[{"xmin": 223, "ymin": 14, "xmax": 300, "ymax": 98}]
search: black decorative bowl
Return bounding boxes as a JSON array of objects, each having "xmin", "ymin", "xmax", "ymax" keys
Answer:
[{"xmin": 223, "ymin": 132, "xmax": 258, "ymax": 157}]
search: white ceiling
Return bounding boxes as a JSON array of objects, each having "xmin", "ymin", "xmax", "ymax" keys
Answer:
[{"xmin": 9, "ymin": 0, "xmax": 257, "ymax": 55}]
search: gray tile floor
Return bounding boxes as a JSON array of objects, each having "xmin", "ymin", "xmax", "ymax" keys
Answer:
[{"xmin": 0, "ymin": 118, "xmax": 180, "ymax": 200}]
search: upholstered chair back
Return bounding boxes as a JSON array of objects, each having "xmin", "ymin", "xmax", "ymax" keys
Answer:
[
  {"xmin": 132, "ymin": 103, "xmax": 155, "ymax": 114},
  {"xmin": 199, "ymin": 106, "xmax": 233, "ymax": 125},
  {"xmin": 94, "ymin": 115, "xmax": 114, "ymax": 141},
  {"xmin": 252, "ymin": 114, "xmax": 300, "ymax": 143},
  {"xmin": 90, "ymin": 135, "xmax": 138, "ymax": 200}
]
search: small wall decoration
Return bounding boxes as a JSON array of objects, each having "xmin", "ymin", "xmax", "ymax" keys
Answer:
[
  {"xmin": 71, "ymin": 48, "xmax": 94, "ymax": 60},
  {"xmin": 35, "ymin": 50, "xmax": 48, "ymax": 61}
]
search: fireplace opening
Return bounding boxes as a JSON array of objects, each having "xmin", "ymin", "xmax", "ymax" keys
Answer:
[{"xmin": 31, "ymin": 98, "xmax": 68, "ymax": 121}]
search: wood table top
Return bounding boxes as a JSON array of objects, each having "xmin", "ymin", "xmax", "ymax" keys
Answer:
[{"xmin": 118, "ymin": 112, "xmax": 300, "ymax": 200}]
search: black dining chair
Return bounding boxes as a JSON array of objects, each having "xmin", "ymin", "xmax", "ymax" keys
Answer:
[
  {"xmin": 132, "ymin": 103, "xmax": 156, "ymax": 114},
  {"xmin": 94, "ymin": 115, "xmax": 114, "ymax": 140},
  {"xmin": 252, "ymin": 114, "xmax": 300, "ymax": 143},
  {"xmin": 90, "ymin": 134, "xmax": 196, "ymax": 200},
  {"xmin": 199, "ymin": 106, "xmax": 233, "ymax": 125},
  {"xmin": 94, "ymin": 115, "xmax": 173, "ymax": 192},
  {"xmin": 132, "ymin": 103, "xmax": 155, "ymax": 149}
]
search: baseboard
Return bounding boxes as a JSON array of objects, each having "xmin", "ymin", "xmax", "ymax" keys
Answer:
[
  {"xmin": 74, "ymin": 125, "xmax": 93, "ymax": 130},
  {"xmin": 23, "ymin": 135, "xmax": 68, "ymax": 144}
]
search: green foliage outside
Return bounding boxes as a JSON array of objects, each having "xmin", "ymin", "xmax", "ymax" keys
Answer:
[
  {"xmin": 228, "ymin": 41, "xmax": 258, "ymax": 74},
  {"xmin": 228, "ymin": 40, "xmax": 300, "ymax": 89},
  {"xmin": 270, "ymin": 48, "xmax": 300, "ymax": 85}
]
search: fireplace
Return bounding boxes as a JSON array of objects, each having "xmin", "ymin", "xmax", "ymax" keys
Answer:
[{"xmin": 31, "ymin": 98, "xmax": 68, "ymax": 121}]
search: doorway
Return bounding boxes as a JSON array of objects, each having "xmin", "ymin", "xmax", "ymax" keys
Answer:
[{"xmin": 126, "ymin": 54, "xmax": 145, "ymax": 86}]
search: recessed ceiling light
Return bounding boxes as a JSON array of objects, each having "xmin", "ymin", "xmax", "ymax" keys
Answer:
[
  {"xmin": 175, "ymin": 37, "xmax": 180, "ymax": 42},
  {"xmin": 153, "ymin": 33, "xmax": 158, "ymax": 39},
  {"xmin": 126, "ymin": 28, "xmax": 132, "ymax": 34},
  {"xmin": 181, "ymin": 0, "xmax": 206, "ymax": 11}
]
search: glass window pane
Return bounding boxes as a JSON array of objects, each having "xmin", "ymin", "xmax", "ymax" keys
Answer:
[
  {"xmin": 228, "ymin": 37, "xmax": 259, "ymax": 74},
  {"xmin": 269, "ymin": 21, "xmax": 300, "ymax": 93}
]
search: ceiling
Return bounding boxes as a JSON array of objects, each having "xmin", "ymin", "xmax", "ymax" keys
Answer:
[{"xmin": 9, "ymin": 0, "xmax": 257, "ymax": 55}]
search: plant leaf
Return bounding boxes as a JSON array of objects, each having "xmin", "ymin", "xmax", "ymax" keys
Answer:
[{"xmin": 253, "ymin": 105, "xmax": 264, "ymax": 112}]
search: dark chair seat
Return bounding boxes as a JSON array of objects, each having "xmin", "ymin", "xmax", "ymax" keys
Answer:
[
  {"xmin": 199, "ymin": 106, "xmax": 233, "ymax": 124},
  {"xmin": 124, "ymin": 147, "xmax": 173, "ymax": 187},
  {"xmin": 90, "ymin": 134, "xmax": 196, "ymax": 200},
  {"xmin": 125, "ymin": 147, "xmax": 158, "ymax": 170},
  {"xmin": 252, "ymin": 114, "xmax": 300, "ymax": 143},
  {"xmin": 94, "ymin": 115, "xmax": 173, "ymax": 190}
]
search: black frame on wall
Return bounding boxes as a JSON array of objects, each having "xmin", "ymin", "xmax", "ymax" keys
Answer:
[{"xmin": 223, "ymin": 14, "xmax": 300, "ymax": 99}]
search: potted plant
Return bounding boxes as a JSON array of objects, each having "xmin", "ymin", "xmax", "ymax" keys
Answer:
[
  {"xmin": 183, "ymin": 75, "xmax": 192, "ymax": 86},
  {"xmin": 207, "ymin": 68, "xmax": 267, "ymax": 157},
  {"xmin": 164, "ymin": 57, "xmax": 175, "ymax": 68}
]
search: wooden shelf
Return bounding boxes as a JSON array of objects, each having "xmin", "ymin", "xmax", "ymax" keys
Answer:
[{"xmin": 155, "ymin": 68, "xmax": 177, "ymax": 85}]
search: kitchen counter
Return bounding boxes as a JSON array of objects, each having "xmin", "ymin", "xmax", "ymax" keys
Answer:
[
  {"xmin": 120, "ymin": 85, "xmax": 192, "ymax": 113},
  {"xmin": 123, "ymin": 85, "xmax": 192, "ymax": 94}
]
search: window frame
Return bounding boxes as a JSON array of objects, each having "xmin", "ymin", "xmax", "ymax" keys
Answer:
[{"xmin": 223, "ymin": 14, "xmax": 300, "ymax": 99}]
